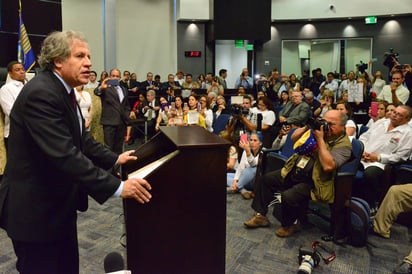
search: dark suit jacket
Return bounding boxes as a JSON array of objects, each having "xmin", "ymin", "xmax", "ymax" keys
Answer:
[
  {"xmin": 94, "ymin": 85, "xmax": 131, "ymax": 126},
  {"xmin": 0, "ymin": 70, "xmax": 121, "ymax": 243}
]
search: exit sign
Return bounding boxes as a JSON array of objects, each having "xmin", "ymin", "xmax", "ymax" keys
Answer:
[
  {"xmin": 365, "ymin": 16, "xmax": 377, "ymax": 24},
  {"xmin": 235, "ymin": 40, "xmax": 244, "ymax": 48}
]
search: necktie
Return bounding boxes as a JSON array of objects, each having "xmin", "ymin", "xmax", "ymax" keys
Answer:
[{"xmin": 70, "ymin": 89, "xmax": 77, "ymax": 108}]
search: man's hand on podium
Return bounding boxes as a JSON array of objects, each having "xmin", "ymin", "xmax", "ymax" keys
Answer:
[
  {"xmin": 118, "ymin": 150, "xmax": 137, "ymax": 165},
  {"xmin": 122, "ymin": 178, "xmax": 152, "ymax": 204}
]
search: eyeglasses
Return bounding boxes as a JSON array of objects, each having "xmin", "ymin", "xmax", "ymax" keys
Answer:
[{"xmin": 392, "ymin": 111, "xmax": 406, "ymax": 118}]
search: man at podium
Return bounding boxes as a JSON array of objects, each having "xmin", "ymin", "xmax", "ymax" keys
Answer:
[{"xmin": 0, "ymin": 30, "xmax": 152, "ymax": 274}]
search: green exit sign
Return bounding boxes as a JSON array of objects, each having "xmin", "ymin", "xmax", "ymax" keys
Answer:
[
  {"xmin": 246, "ymin": 44, "xmax": 254, "ymax": 51},
  {"xmin": 365, "ymin": 16, "xmax": 377, "ymax": 24},
  {"xmin": 235, "ymin": 40, "xmax": 244, "ymax": 48}
]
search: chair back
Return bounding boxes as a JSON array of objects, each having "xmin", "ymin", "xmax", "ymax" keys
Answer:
[{"xmin": 212, "ymin": 114, "xmax": 231, "ymax": 135}]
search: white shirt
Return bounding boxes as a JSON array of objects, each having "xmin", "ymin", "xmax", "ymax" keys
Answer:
[
  {"xmin": 75, "ymin": 90, "xmax": 92, "ymax": 124},
  {"xmin": 359, "ymin": 119, "xmax": 412, "ymax": 170},
  {"xmin": 338, "ymin": 79, "xmax": 357, "ymax": 98},
  {"xmin": 371, "ymin": 78, "xmax": 386, "ymax": 97},
  {"xmin": 377, "ymin": 84, "xmax": 410, "ymax": 104},
  {"xmin": 84, "ymin": 80, "xmax": 99, "ymax": 89},
  {"xmin": 0, "ymin": 79, "xmax": 25, "ymax": 137},
  {"xmin": 250, "ymin": 108, "xmax": 276, "ymax": 127},
  {"xmin": 233, "ymin": 150, "xmax": 259, "ymax": 181}
]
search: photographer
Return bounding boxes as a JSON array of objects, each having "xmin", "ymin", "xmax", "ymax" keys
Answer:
[
  {"xmin": 226, "ymin": 96, "xmax": 255, "ymax": 147},
  {"xmin": 235, "ymin": 68, "xmax": 254, "ymax": 89},
  {"xmin": 244, "ymin": 110, "xmax": 352, "ymax": 238}
]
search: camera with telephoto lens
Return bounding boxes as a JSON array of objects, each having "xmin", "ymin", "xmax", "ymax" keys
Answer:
[
  {"xmin": 297, "ymin": 247, "xmax": 321, "ymax": 274},
  {"xmin": 383, "ymin": 48, "xmax": 400, "ymax": 69},
  {"xmin": 307, "ymin": 117, "xmax": 329, "ymax": 132}
]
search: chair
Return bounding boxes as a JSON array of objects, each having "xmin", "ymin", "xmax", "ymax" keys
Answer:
[
  {"xmin": 212, "ymin": 114, "xmax": 231, "ymax": 135},
  {"xmin": 356, "ymin": 124, "xmax": 368, "ymax": 139}
]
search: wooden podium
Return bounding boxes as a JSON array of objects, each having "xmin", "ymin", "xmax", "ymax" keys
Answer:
[{"xmin": 122, "ymin": 126, "xmax": 230, "ymax": 274}]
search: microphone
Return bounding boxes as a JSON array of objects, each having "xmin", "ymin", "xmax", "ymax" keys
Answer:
[{"xmin": 104, "ymin": 252, "xmax": 125, "ymax": 273}]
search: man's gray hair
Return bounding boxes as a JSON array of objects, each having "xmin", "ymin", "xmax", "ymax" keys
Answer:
[{"xmin": 38, "ymin": 30, "xmax": 88, "ymax": 70}]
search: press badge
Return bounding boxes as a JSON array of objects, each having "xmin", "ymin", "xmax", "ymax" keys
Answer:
[{"xmin": 296, "ymin": 156, "xmax": 311, "ymax": 169}]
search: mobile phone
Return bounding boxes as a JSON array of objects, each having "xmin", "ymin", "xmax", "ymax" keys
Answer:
[
  {"xmin": 240, "ymin": 133, "xmax": 248, "ymax": 143},
  {"xmin": 107, "ymin": 79, "xmax": 119, "ymax": 86},
  {"xmin": 370, "ymin": 102, "xmax": 378, "ymax": 117}
]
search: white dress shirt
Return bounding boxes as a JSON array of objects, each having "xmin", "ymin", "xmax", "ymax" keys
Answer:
[{"xmin": 0, "ymin": 79, "xmax": 25, "ymax": 137}]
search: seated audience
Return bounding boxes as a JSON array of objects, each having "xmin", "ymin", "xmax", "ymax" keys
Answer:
[
  {"xmin": 304, "ymin": 91, "xmax": 321, "ymax": 118},
  {"xmin": 183, "ymin": 95, "xmax": 206, "ymax": 128},
  {"xmin": 318, "ymin": 89, "xmax": 335, "ymax": 117},
  {"xmin": 214, "ymin": 95, "xmax": 230, "ymax": 118},
  {"xmin": 278, "ymin": 91, "xmax": 310, "ymax": 126},
  {"xmin": 366, "ymin": 101, "xmax": 388, "ymax": 128},
  {"xmin": 219, "ymin": 129, "xmax": 238, "ymax": 172},
  {"xmin": 335, "ymin": 101, "xmax": 356, "ymax": 140},
  {"xmin": 227, "ymin": 132, "xmax": 263, "ymax": 199},
  {"xmin": 207, "ymin": 76, "xmax": 224, "ymax": 96},
  {"xmin": 199, "ymin": 94, "xmax": 214, "ymax": 132},
  {"xmin": 167, "ymin": 95, "xmax": 184, "ymax": 126},
  {"xmin": 358, "ymin": 105, "xmax": 412, "ymax": 209},
  {"xmin": 244, "ymin": 110, "xmax": 351, "ymax": 238},
  {"xmin": 181, "ymin": 73, "xmax": 200, "ymax": 98},
  {"xmin": 155, "ymin": 96, "xmax": 170, "ymax": 131}
]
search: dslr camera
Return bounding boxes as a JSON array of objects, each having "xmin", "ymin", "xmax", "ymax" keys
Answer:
[
  {"xmin": 307, "ymin": 117, "xmax": 329, "ymax": 132},
  {"xmin": 230, "ymin": 104, "xmax": 249, "ymax": 117},
  {"xmin": 297, "ymin": 247, "xmax": 321, "ymax": 274},
  {"xmin": 383, "ymin": 48, "xmax": 400, "ymax": 69}
]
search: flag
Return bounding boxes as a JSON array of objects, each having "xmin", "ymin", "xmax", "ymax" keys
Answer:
[{"xmin": 17, "ymin": 0, "xmax": 36, "ymax": 71}]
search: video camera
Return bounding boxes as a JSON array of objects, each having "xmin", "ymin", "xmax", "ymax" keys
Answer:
[
  {"xmin": 383, "ymin": 48, "xmax": 400, "ymax": 69},
  {"xmin": 356, "ymin": 61, "xmax": 368, "ymax": 73},
  {"xmin": 307, "ymin": 117, "xmax": 329, "ymax": 132}
]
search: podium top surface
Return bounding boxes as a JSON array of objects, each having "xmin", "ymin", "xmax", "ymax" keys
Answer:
[{"xmin": 160, "ymin": 126, "xmax": 230, "ymax": 148}]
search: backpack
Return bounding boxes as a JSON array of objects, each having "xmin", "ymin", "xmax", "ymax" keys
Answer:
[{"xmin": 347, "ymin": 197, "xmax": 371, "ymax": 247}]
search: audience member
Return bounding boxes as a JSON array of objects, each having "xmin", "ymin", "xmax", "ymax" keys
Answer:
[
  {"xmin": 98, "ymin": 70, "xmax": 108, "ymax": 85},
  {"xmin": 318, "ymin": 89, "xmax": 335, "ymax": 117},
  {"xmin": 371, "ymin": 70, "xmax": 386, "ymax": 98},
  {"xmin": 142, "ymin": 89, "xmax": 160, "ymax": 137},
  {"xmin": 162, "ymin": 74, "xmax": 181, "ymax": 98},
  {"xmin": 338, "ymin": 71, "xmax": 356, "ymax": 99},
  {"xmin": 181, "ymin": 73, "xmax": 200, "ymax": 98},
  {"xmin": 214, "ymin": 95, "xmax": 230, "ymax": 118},
  {"xmin": 278, "ymin": 91, "xmax": 310, "ymax": 126},
  {"xmin": 219, "ymin": 129, "xmax": 238, "ymax": 172},
  {"xmin": 183, "ymin": 95, "xmax": 206, "ymax": 128},
  {"xmin": 94, "ymin": 68, "xmax": 132, "ymax": 154},
  {"xmin": 273, "ymin": 74, "xmax": 291, "ymax": 101},
  {"xmin": 234, "ymin": 68, "xmax": 253, "ymax": 89},
  {"xmin": 175, "ymin": 70, "xmax": 185, "ymax": 86},
  {"xmin": 289, "ymin": 73, "xmax": 301, "ymax": 91},
  {"xmin": 154, "ymin": 96, "xmax": 170, "ymax": 132},
  {"xmin": 358, "ymin": 105, "xmax": 412, "ymax": 209},
  {"xmin": 167, "ymin": 95, "xmax": 184, "ymax": 126},
  {"xmin": 335, "ymin": 101, "xmax": 356, "ymax": 140},
  {"xmin": 83, "ymin": 70, "xmax": 99, "ymax": 89},
  {"xmin": 140, "ymin": 72, "xmax": 160, "ymax": 95},
  {"xmin": 199, "ymin": 94, "xmax": 213, "ymax": 132},
  {"xmin": 207, "ymin": 76, "xmax": 224, "ymax": 96},
  {"xmin": 244, "ymin": 110, "xmax": 351, "ymax": 238},
  {"xmin": 227, "ymin": 132, "xmax": 263, "ymax": 199},
  {"xmin": 218, "ymin": 69, "xmax": 228, "ymax": 89},
  {"xmin": 304, "ymin": 91, "xmax": 321, "ymax": 118},
  {"xmin": 308, "ymin": 68, "xmax": 325, "ymax": 97},
  {"xmin": 0, "ymin": 61, "xmax": 26, "ymax": 149},
  {"xmin": 373, "ymin": 183, "xmax": 412, "ymax": 239},
  {"xmin": 202, "ymin": 73, "xmax": 214, "ymax": 89},
  {"xmin": 366, "ymin": 101, "xmax": 388, "ymax": 128},
  {"xmin": 74, "ymin": 85, "xmax": 92, "ymax": 131},
  {"xmin": 377, "ymin": 71, "xmax": 410, "ymax": 105},
  {"xmin": 320, "ymin": 72, "xmax": 339, "ymax": 101}
]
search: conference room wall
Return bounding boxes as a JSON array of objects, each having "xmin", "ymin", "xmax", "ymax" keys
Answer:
[{"xmin": 62, "ymin": 0, "xmax": 177, "ymax": 80}]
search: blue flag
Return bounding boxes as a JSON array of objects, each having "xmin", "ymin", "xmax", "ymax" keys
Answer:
[{"xmin": 17, "ymin": 0, "xmax": 36, "ymax": 71}]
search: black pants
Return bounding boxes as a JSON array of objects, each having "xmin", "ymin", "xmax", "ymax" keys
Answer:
[
  {"xmin": 12, "ymin": 232, "xmax": 79, "ymax": 274},
  {"xmin": 252, "ymin": 169, "xmax": 312, "ymax": 227},
  {"xmin": 362, "ymin": 165, "xmax": 385, "ymax": 207},
  {"xmin": 103, "ymin": 124, "xmax": 126, "ymax": 154}
]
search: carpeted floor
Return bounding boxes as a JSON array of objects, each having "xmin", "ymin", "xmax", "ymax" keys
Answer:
[{"xmin": 0, "ymin": 192, "xmax": 410, "ymax": 273}]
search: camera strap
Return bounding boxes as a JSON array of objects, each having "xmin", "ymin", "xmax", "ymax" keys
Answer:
[{"xmin": 312, "ymin": 241, "xmax": 336, "ymax": 264}]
